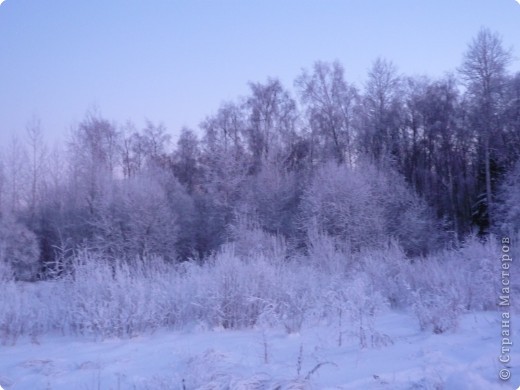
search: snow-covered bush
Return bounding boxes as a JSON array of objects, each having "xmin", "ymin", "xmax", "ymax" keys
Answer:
[
  {"xmin": 405, "ymin": 236, "xmax": 500, "ymax": 333},
  {"xmin": 0, "ymin": 279, "xmax": 54, "ymax": 344},
  {"xmin": 496, "ymin": 160, "xmax": 520, "ymax": 233},
  {"xmin": 455, "ymin": 235, "xmax": 499, "ymax": 311},
  {"xmin": 277, "ymin": 265, "xmax": 318, "ymax": 333},
  {"xmin": 305, "ymin": 228, "xmax": 352, "ymax": 275},
  {"xmin": 354, "ymin": 241, "xmax": 409, "ymax": 308},
  {"xmin": 227, "ymin": 216, "xmax": 288, "ymax": 261},
  {"xmin": 407, "ymin": 260, "xmax": 462, "ymax": 334},
  {"xmin": 199, "ymin": 247, "xmax": 271, "ymax": 329},
  {"xmin": 0, "ymin": 229, "xmax": 505, "ymax": 342},
  {"xmin": 0, "ymin": 215, "xmax": 40, "ymax": 281},
  {"xmin": 412, "ymin": 287, "xmax": 463, "ymax": 334},
  {"xmin": 59, "ymin": 252, "xmax": 164, "ymax": 338},
  {"xmin": 328, "ymin": 273, "xmax": 390, "ymax": 348},
  {"xmin": 190, "ymin": 244, "xmax": 317, "ymax": 332}
]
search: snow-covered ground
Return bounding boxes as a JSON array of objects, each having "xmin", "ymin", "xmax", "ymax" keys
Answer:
[{"xmin": 0, "ymin": 311, "xmax": 516, "ymax": 389}]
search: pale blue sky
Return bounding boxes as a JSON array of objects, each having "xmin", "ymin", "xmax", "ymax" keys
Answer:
[{"xmin": 0, "ymin": 0, "xmax": 519, "ymax": 146}]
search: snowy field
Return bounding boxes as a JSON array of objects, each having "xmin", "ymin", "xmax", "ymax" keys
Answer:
[{"xmin": 0, "ymin": 311, "xmax": 517, "ymax": 390}]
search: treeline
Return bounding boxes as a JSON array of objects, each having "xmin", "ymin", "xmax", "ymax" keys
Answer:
[{"xmin": 0, "ymin": 28, "xmax": 519, "ymax": 280}]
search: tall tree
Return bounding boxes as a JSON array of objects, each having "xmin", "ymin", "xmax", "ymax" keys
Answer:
[
  {"xmin": 459, "ymin": 28, "xmax": 511, "ymax": 230},
  {"xmin": 359, "ymin": 58, "xmax": 403, "ymax": 163}
]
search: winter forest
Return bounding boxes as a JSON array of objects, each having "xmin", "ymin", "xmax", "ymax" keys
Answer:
[{"xmin": 0, "ymin": 27, "xmax": 519, "ymax": 388}]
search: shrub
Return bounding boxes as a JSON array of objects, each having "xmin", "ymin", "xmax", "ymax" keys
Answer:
[{"xmin": 0, "ymin": 215, "xmax": 40, "ymax": 281}]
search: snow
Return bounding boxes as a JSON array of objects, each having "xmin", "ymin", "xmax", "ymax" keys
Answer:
[{"xmin": 0, "ymin": 311, "xmax": 516, "ymax": 389}]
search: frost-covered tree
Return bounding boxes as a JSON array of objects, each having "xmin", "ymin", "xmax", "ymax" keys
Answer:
[
  {"xmin": 240, "ymin": 161, "xmax": 302, "ymax": 240},
  {"xmin": 243, "ymin": 78, "xmax": 298, "ymax": 171},
  {"xmin": 300, "ymin": 162, "xmax": 385, "ymax": 252},
  {"xmin": 89, "ymin": 174, "xmax": 179, "ymax": 262},
  {"xmin": 296, "ymin": 61, "xmax": 358, "ymax": 165},
  {"xmin": 301, "ymin": 161, "xmax": 440, "ymax": 255},
  {"xmin": 200, "ymin": 102, "xmax": 248, "ymax": 210},
  {"xmin": 142, "ymin": 120, "xmax": 171, "ymax": 164},
  {"xmin": 68, "ymin": 112, "xmax": 121, "ymax": 225}
]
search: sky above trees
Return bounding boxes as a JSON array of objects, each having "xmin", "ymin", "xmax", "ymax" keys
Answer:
[{"xmin": 0, "ymin": 1, "xmax": 519, "ymax": 145}]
